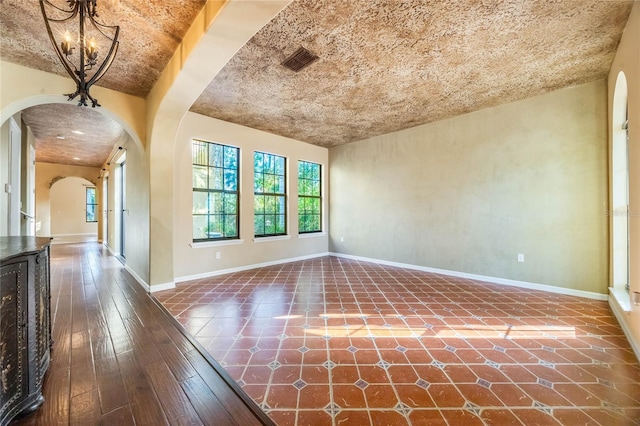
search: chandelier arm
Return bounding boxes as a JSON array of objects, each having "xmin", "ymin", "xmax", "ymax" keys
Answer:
[
  {"xmin": 40, "ymin": 0, "xmax": 120, "ymax": 108},
  {"xmin": 42, "ymin": 0, "xmax": 77, "ymax": 15},
  {"xmin": 86, "ymin": 31, "xmax": 119, "ymax": 87},
  {"xmin": 84, "ymin": 13, "xmax": 120, "ymax": 86},
  {"xmin": 41, "ymin": 13, "xmax": 78, "ymax": 23},
  {"xmin": 64, "ymin": 88, "xmax": 82, "ymax": 103},
  {"xmin": 86, "ymin": 9, "xmax": 120, "ymax": 40},
  {"xmin": 39, "ymin": 0, "xmax": 81, "ymax": 83},
  {"xmin": 86, "ymin": 92, "xmax": 101, "ymax": 108}
]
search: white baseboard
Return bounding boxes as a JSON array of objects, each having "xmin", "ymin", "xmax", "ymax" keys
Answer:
[
  {"xmin": 52, "ymin": 232, "xmax": 97, "ymax": 237},
  {"xmin": 329, "ymin": 252, "xmax": 609, "ymax": 301},
  {"xmin": 175, "ymin": 251, "xmax": 331, "ymax": 283},
  {"xmin": 104, "ymin": 243, "xmax": 116, "ymax": 256},
  {"xmin": 609, "ymin": 288, "xmax": 640, "ymax": 362},
  {"xmin": 121, "ymin": 262, "xmax": 175, "ymax": 293},
  {"xmin": 50, "ymin": 233, "xmax": 98, "ymax": 244},
  {"xmin": 123, "ymin": 263, "xmax": 151, "ymax": 292},
  {"xmin": 149, "ymin": 281, "xmax": 177, "ymax": 293}
]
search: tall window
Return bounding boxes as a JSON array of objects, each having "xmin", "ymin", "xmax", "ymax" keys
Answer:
[
  {"xmin": 192, "ymin": 140, "xmax": 239, "ymax": 241},
  {"xmin": 298, "ymin": 161, "xmax": 321, "ymax": 233},
  {"xmin": 86, "ymin": 187, "xmax": 97, "ymax": 222},
  {"xmin": 254, "ymin": 152, "xmax": 286, "ymax": 237}
]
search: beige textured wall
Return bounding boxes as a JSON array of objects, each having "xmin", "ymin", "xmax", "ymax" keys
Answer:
[
  {"xmin": 330, "ymin": 80, "xmax": 608, "ymax": 294},
  {"xmin": 608, "ymin": 2, "xmax": 640, "ymax": 351},
  {"xmin": 174, "ymin": 112, "xmax": 328, "ymax": 279}
]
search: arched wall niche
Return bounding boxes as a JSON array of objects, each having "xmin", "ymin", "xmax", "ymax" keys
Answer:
[
  {"xmin": 49, "ymin": 176, "xmax": 98, "ymax": 243},
  {"xmin": 612, "ymin": 71, "xmax": 629, "ymax": 290},
  {"xmin": 34, "ymin": 163, "xmax": 102, "ymax": 240}
]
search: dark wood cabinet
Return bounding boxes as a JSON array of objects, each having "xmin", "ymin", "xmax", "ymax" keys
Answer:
[{"xmin": 0, "ymin": 237, "xmax": 51, "ymax": 426}]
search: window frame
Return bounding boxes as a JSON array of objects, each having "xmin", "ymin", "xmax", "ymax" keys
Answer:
[
  {"xmin": 192, "ymin": 139, "xmax": 240, "ymax": 242},
  {"xmin": 254, "ymin": 151, "xmax": 287, "ymax": 237},
  {"xmin": 86, "ymin": 187, "xmax": 97, "ymax": 223},
  {"xmin": 297, "ymin": 160, "xmax": 322, "ymax": 234}
]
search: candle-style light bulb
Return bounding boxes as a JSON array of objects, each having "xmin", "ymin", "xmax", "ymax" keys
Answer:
[
  {"xmin": 85, "ymin": 37, "xmax": 98, "ymax": 63},
  {"xmin": 61, "ymin": 30, "xmax": 74, "ymax": 56}
]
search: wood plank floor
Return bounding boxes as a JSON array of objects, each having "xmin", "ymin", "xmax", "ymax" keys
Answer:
[{"xmin": 12, "ymin": 242, "xmax": 272, "ymax": 426}]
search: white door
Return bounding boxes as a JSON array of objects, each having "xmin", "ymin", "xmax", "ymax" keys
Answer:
[{"xmin": 8, "ymin": 118, "xmax": 21, "ymax": 236}]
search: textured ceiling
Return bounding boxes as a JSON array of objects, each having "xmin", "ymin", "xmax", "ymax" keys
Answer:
[
  {"xmin": 22, "ymin": 104, "xmax": 124, "ymax": 168},
  {"xmin": 2, "ymin": 0, "xmax": 635, "ymax": 166},
  {"xmin": 191, "ymin": 0, "xmax": 634, "ymax": 147},
  {"xmin": 0, "ymin": 0, "xmax": 206, "ymax": 98},
  {"xmin": 1, "ymin": 0, "xmax": 205, "ymax": 167}
]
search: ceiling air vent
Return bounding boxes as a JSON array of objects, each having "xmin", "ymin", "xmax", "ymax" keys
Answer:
[{"xmin": 281, "ymin": 47, "xmax": 319, "ymax": 72}]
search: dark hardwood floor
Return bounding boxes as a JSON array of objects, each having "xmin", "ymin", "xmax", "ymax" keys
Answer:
[{"xmin": 12, "ymin": 242, "xmax": 272, "ymax": 426}]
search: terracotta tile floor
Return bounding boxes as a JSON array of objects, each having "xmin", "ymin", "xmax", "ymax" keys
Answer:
[{"xmin": 155, "ymin": 256, "xmax": 640, "ymax": 425}]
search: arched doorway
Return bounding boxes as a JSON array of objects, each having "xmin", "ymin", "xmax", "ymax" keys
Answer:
[{"xmin": 612, "ymin": 71, "xmax": 629, "ymax": 291}]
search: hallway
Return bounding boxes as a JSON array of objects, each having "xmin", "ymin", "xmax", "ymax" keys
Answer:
[{"xmin": 12, "ymin": 242, "xmax": 271, "ymax": 425}]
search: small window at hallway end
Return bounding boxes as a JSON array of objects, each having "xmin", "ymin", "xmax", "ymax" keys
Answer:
[{"xmin": 86, "ymin": 187, "xmax": 97, "ymax": 222}]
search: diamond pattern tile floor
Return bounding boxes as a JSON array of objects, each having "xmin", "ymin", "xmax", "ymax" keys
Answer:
[{"xmin": 155, "ymin": 256, "xmax": 640, "ymax": 425}]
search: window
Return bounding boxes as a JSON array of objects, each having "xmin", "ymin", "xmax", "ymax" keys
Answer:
[
  {"xmin": 192, "ymin": 140, "xmax": 239, "ymax": 241},
  {"xmin": 254, "ymin": 152, "xmax": 286, "ymax": 237},
  {"xmin": 86, "ymin": 187, "xmax": 97, "ymax": 222},
  {"xmin": 298, "ymin": 161, "xmax": 321, "ymax": 233}
]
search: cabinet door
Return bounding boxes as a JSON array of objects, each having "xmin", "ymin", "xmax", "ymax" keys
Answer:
[
  {"xmin": 0, "ymin": 262, "xmax": 27, "ymax": 420},
  {"xmin": 34, "ymin": 249, "xmax": 50, "ymax": 384}
]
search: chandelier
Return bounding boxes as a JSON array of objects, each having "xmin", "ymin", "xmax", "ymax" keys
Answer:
[{"xmin": 39, "ymin": 0, "xmax": 120, "ymax": 107}]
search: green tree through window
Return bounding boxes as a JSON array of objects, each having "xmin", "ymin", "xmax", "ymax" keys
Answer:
[
  {"xmin": 298, "ymin": 161, "xmax": 321, "ymax": 233},
  {"xmin": 192, "ymin": 140, "xmax": 239, "ymax": 241},
  {"xmin": 254, "ymin": 152, "xmax": 286, "ymax": 237},
  {"xmin": 86, "ymin": 187, "xmax": 97, "ymax": 222}
]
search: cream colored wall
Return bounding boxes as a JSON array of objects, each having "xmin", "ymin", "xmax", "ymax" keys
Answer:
[
  {"xmin": 0, "ymin": 118, "xmax": 10, "ymax": 236},
  {"xmin": 20, "ymin": 121, "xmax": 36, "ymax": 236},
  {"xmin": 330, "ymin": 80, "xmax": 608, "ymax": 294},
  {"xmin": 174, "ymin": 112, "xmax": 328, "ymax": 279},
  {"xmin": 35, "ymin": 162, "xmax": 100, "ymax": 238},
  {"xmin": 102, "ymin": 133, "xmax": 150, "ymax": 285},
  {"xmin": 608, "ymin": 1, "xmax": 640, "ymax": 353},
  {"xmin": 146, "ymin": 0, "xmax": 291, "ymax": 287},
  {"xmin": 50, "ymin": 176, "xmax": 97, "ymax": 238}
]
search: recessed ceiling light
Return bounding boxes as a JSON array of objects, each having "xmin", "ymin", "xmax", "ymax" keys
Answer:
[
  {"xmin": 71, "ymin": 130, "xmax": 84, "ymax": 135},
  {"xmin": 56, "ymin": 135, "xmax": 65, "ymax": 140},
  {"xmin": 73, "ymin": 157, "xmax": 81, "ymax": 160}
]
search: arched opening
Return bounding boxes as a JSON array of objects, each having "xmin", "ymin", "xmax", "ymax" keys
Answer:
[
  {"xmin": 2, "ymin": 95, "xmax": 150, "ymax": 286},
  {"xmin": 612, "ymin": 71, "xmax": 630, "ymax": 291},
  {"xmin": 49, "ymin": 176, "xmax": 98, "ymax": 244}
]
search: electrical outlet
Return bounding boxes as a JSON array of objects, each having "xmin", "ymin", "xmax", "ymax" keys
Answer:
[
  {"xmin": 340, "ymin": 237, "xmax": 344, "ymax": 243},
  {"xmin": 517, "ymin": 253, "xmax": 524, "ymax": 262},
  {"xmin": 216, "ymin": 252, "xmax": 221, "ymax": 259}
]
